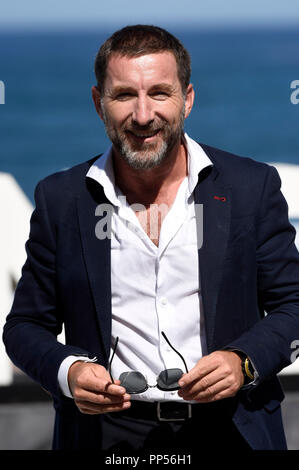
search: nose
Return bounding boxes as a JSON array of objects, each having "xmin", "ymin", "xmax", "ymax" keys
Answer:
[{"xmin": 132, "ymin": 95, "xmax": 154, "ymax": 127}]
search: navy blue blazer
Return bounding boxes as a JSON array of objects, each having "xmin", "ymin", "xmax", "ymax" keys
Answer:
[{"xmin": 3, "ymin": 143, "xmax": 299, "ymax": 450}]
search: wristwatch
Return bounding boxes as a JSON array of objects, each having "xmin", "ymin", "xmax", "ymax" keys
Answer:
[{"xmin": 234, "ymin": 351, "xmax": 255, "ymax": 385}]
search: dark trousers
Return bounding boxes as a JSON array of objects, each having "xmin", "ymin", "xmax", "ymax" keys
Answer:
[{"xmin": 100, "ymin": 400, "xmax": 252, "ymax": 456}]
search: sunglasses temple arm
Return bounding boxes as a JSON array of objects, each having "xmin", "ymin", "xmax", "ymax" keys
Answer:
[
  {"xmin": 161, "ymin": 331, "xmax": 189, "ymax": 373},
  {"xmin": 108, "ymin": 336, "xmax": 119, "ymax": 384}
]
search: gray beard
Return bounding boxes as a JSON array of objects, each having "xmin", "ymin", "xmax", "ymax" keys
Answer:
[
  {"xmin": 116, "ymin": 136, "xmax": 169, "ymax": 170},
  {"xmin": 102, "ymin": 103, "xmax": 185, "ymax": 170}
]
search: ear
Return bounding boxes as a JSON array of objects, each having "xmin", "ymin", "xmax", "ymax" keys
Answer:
[
  {"xmin": 184, "ymin": 84, "xmax": 195, "ymax": 119},
  {"xmin": 91, "ymin": 85, "xmax": 104, "ymax": 120}
]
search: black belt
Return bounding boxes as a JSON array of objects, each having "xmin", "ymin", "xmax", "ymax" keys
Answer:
[{"xmin": 114, "ymin": 401, "xmax": 196, "ymax": 422}]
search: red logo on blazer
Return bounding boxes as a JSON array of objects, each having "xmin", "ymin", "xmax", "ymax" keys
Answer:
[{"xmin": 214, "ymin": 195, "xmax": 227, "ymax": 202}]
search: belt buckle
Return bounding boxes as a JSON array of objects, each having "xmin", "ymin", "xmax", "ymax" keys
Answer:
[{"xmin": 157, "ymin": 402, "xmax": 192, "ymax": 422}]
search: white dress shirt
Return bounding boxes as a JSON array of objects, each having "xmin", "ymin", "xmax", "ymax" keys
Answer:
[{"xmin": 58, "ymin": 133, "xmax": 213, "ymax": 401}]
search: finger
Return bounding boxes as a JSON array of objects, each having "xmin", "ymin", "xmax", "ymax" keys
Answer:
[
  {"xmin": 73, "ymin": 388, "xmax": 131, "ymax": 405},
  {"xmin": 178, "ymin": 368, "xmax": 227, "ymax": 397},
  {"xmin": 178, "ymin": 358, "xmax": 219, "ymax": 388},
  {"xmin": 178, "ymin": 351, "xmax": 236, "ymax": 388},
  {"xmin": 72, "ymin": 364, "xmax": 125, "ymax": 396},
  {"xmin": 76, "ymin": 400, "xmax": 131, "ymax": 415},
  {"xmin": 80, "ymin": 376, "xmax": 127, "ymax": 396},
  {"xmin": 180, "ymin": 378, "xmax": 237, "ymax": 403}
]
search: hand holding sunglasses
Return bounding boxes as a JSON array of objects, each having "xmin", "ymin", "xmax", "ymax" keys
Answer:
[{"xmin": 108, "ymin": 331, "xmax": 189, "ymax": 394}]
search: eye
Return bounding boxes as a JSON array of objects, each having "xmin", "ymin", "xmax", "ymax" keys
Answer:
[
  {"xmin": 115, "ymin": 92, "xmax": 134, "ymax": 101},
  {"xmin": 151, "ymin": 91, "xmax": 169, "ymax": 100}
]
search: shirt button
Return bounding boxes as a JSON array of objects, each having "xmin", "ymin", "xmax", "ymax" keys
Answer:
[{"xmin": 161, "ymin": 297, "xmax": 168, "ymax": 306}]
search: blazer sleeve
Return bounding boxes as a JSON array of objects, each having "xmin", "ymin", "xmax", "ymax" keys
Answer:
[
  {"xmin": 224, "ymin": 165, "xmax": 299, "ymax": 382},
  {"xmin": 2, "ymin": 180, "xmax": 93, "ymax": 399}
]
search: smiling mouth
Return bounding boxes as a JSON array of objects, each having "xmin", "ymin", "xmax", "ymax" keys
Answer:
[{"xmin": 127, "ymin": 129, "xmax": 160, "ymax": 140}]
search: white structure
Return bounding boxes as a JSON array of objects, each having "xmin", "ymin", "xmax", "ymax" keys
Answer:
[
  {"xmin": 0, "ymin": 81, "xmax": 4, "ymax": 105},
  {"xmin": 0, "ymin": 173, "xmax": 33, "ymax": 385},
  {"xmin": 271, "ymin": 163, "xmax": 299, "ymax": 376},
  {"xmin": 272, "ymin": 163, "xmax": 299, "ymax": 220}
]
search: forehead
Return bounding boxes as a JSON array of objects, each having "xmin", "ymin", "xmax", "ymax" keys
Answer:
[{"xmin": 105, "ymin": 52, "xmax": 180, "ymax": 89}]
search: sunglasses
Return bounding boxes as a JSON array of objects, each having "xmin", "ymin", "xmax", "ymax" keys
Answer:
[{"xmin": 108, "ymin": 331, "xmax": 189, "ymax": 394}]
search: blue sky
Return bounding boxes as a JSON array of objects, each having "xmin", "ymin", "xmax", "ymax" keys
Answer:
[{"xmin": 0, "ymin": 0, "xmax": 298, "ymax": 30}]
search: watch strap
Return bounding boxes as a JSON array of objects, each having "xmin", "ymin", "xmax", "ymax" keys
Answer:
[{"xmin": 233, "ymin": 350, "xmax": 255, "ymax": 384}]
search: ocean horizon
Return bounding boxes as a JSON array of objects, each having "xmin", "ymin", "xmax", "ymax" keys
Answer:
[{"xmin": 0, "ymin": 27, "xmax": 298, "ymax": 202}]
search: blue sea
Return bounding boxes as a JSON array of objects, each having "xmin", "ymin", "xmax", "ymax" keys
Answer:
[{"xmin": 0, "ymin": 27, "xmax": 298, "ymax": 203}]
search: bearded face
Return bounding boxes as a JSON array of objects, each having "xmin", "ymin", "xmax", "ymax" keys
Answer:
[
  {"xmin": 101, "ymin": 102, "xmax": 185, "ymax": 170},
  {"xmin": 94, "ymin": 53, "xmax": 192, "ymax": 171}
]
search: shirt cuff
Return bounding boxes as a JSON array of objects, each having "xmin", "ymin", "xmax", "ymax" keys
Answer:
[{"xmin": 58, "ymin": 355, "xmax": 97, "ymax": 398}]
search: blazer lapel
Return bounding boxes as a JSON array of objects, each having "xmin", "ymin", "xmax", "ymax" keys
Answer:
[
  {"xmin": 76, "ymin": 177, "xmax": 112, "ymax": 363},
  {"xmin": 194, "ymin": 166, "xmax": 232, "ymax": 352}
]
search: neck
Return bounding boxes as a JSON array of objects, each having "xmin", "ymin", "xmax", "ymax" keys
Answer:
[{"xmin": 112, "ymin": 139, "xmax": 188, "ymax": 207}]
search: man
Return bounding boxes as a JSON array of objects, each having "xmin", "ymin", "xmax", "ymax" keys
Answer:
[{"xmin": 3, "ymin": 25, "xmax": 299, "ymax": 453}]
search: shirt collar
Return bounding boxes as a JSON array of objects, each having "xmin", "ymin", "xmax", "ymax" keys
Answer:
[
  {"xmin": 86, "ymin": 144, "xmax": 121, "ymax": 207},
  {"xmin": 183, "ymin": 132, "xmax": 213, "ymax": 196},
  {"xmin": 86, "ymin": 132, "xmax": 213, "ymax": 206}
]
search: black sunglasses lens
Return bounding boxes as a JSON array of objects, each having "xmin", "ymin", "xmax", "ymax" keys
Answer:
[
  {"xmin": 119, "ymin": 371, "xmax": 148, "ymax": 394},
  {"xmin": 157, "ymin": 368, "xmax": 184, "ymax": 391}
]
